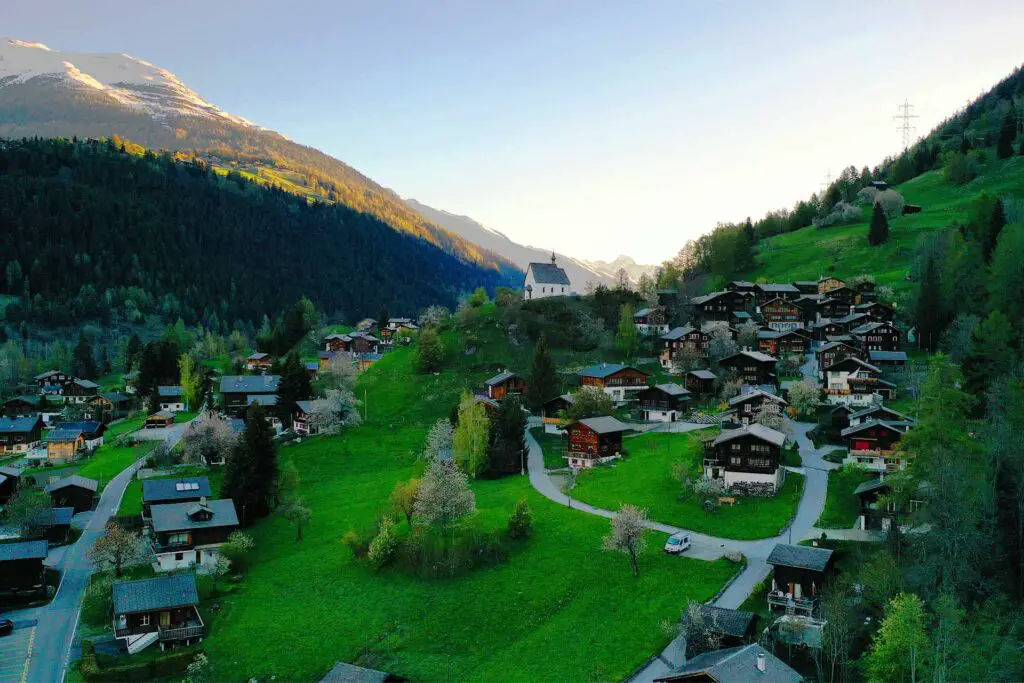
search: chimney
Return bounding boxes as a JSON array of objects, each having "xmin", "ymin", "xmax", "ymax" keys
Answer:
[
  {"xmin": 757, "ymin": 652, "xmax": 766, "ymax": 673},
  {"xmin": 200, "ymin": 496, "xmax": 207, "ymax": 506}
]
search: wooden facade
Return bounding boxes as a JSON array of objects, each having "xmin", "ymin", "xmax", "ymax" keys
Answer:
[
  {"xmin": 852, "ymin": 322, "xmax": 901, "ymax": 352},
  {"xmin": 565, "ymin": 417, "xmax": 627, "ymax": 467},
  {"xmin": 485, "ymin": 372, "xmax": 526, "ymax": 401},
  {"xmin": 756, "ymin": 331, "xmax": 808, "ymax": 357},
  {"xmin": 817, "ymin": 277, "xmax": 847, "ymax": 295},
  {"xmin": 717, "ymin": 351, "xmax": 778, "ymax": 386},
  {"xmin": 0, "ymin": 416, "xmax": 43, "ymax": 454},
  {"xmin": 685, "ymin": 370, "xmax": 717, "ymax": 396},
  {"xmin": 759, "ymin": 297, "xmax": 803, "ymax": 331}
]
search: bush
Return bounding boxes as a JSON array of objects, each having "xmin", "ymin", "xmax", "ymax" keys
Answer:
[
  {"xmin": 814, "ymin": 201, "xmax": 862, "ymax": 227},
  {"xmin": 342, "ymin": 529, "xmax": 370, "ymax": 559},
  {"xmin": 220, "ymin": 530, "xmax": 255, "ymax": 572},
  {"xmin": 507, "ymin": 499, "xmax": 532, "ymax": 540},
  {"xmin": 874, "ymin": 189, "xmax": 906, "ymax": 218},
  {"xmin": 856, "ymin": 186, "xmax": 880, "ymax": 205},
  {"xmin": 81, "ymin": 648, "xmax": 200, "ymax": 682},
  {"xmin": 396, "ymin": 526, "xmax": 508, "ymax": 579},
  {"xmin": 82, "ymin": 575, "xmax": 113, "ymax": 628},
  {"xmin": 943, "ymin": 151, "xmax": 979, "ymax": 185},
  {"xmin": 367, "ymin": 518, "xmax": 398, "ymax": 568}
]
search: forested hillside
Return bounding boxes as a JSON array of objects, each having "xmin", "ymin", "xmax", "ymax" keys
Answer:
[{"xmin": 0, "ymin": 137, "xmax": 518, "ymax": 328}]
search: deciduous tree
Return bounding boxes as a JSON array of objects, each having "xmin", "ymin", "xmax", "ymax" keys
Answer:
[
  {"xmin": 863, "ymin": 592, "xmax": 929, "ymax": 683},
  {"xmin": 453, "ymin": 393, "xmax": 491, "ymax": 477},
  {"xmin": 88, "ymin": 523, "xmax": 146, "ymax": 577},
  {"xmin": 413, "ymin": 459, "xmax": 476, "ymax": 534},
  {"xmin": 416, "ymin": 328, "xmax": 444, "ymax": 373},
  {"xmin": 603, "ymin": 504, "xmax": 648, "ymax": 577},
  {"xmin": 615, "ymin": 303, "xmax": 639, "ymax": 359},
  {"xmin": 389, "ymin": 478, "xmax": 421, "ymax": 525}
]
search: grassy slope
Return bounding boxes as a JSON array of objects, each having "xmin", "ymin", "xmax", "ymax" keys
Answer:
[
  {"xmin": 747, "ymin": 156, "xmax": 1024, "ymax": 287},
  {"xmin": 24, "ymin": 415, "xmax": 152, "ymax": 486},
  {"xmin": 816, "ymin": 467, "xmax": 877, "ymax": 530},
  {"xmin": 566, "ymin": 432, "xmax": 805, "ymax": 541},
  {"xmin": 202, "ymin": 313, "xmax": 738, "ymax": 682}
]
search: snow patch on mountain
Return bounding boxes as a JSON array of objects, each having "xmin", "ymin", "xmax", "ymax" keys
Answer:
[{"xmin": 0, "ymin": 38, "xmax": 261, "ymax": 128}]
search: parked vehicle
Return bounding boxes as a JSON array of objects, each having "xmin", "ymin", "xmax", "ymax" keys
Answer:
[
  {"xmin": 0, "ymin": 619, "xmax": 14, "ymax": 637},
  {"xmin": 664, "ymin": 532, "xmax": 691, "ymax": 554}
]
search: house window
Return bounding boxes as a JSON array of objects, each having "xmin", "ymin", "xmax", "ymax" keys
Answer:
[
  {"xmin": 541, "ymin": 287, "xmax": 546, "ymax": 294},
  {"xmin": 729, "ymin": 457, "xmax": 742, "ymax": 466},
  {"xmin": 731, "ymin": 443, "xmax": 741, "ymax": 451},
  {"xmin": 140, "ymin": 614, "xmax": 151, "ymax": 626},
  {"xmin": 174, "ymin": 552, "xmax": 184, "ymax": 561},
  {"xmin": 168, "ymin": 532, "xmax": 189, "ymax": 545}
]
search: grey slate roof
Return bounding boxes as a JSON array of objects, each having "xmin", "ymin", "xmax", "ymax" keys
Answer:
[
  {"xmin": 319, "ymin": 661, "xmax": 394, "ymax": 683},
  {"xmin": 55, "ymin": 421, "xmax": 104, "ymax": 435},
  {"xmin": 691, "ymin": 291, "xmax": 729, "ymax": 305},
  {"xmin": 728, "ymin": 389, "xmax": 787, "ymax": 406},
  {"xmin": 576, "ymin": 416, "xmax": 629, "ymax": 434},
  {"xmin": 247, "ymin": 352, "xmax": 272, "ymax": 361},
  {"xmin": 688, "ymin": 369, "xmax": 717, "ymax": 380},
  {"xmin": 767, "ymin": 543, "xmax": 833, "ymax": 571},
  {"xmin": 0, "ymin": 416, "xmax": 41, "ymax": 433},
  {"xmin": 142, "ymin": 477, "xmax": 212, "ymax": 504},
  {"xmin": 713, "ymin": 423, "xmax": 787, "ymax": 447},
  {"xmin": 823, "ymin": 357, "xmax": 882, "ymax": 374},
  {"xmin": 721, "ymin": 350, "xmax": 778, "ymax": 364},
  {"xmin": 97, "ymin": 391, "xmax": 131, "ymax": 404},
  {"xmin": 851, "ymin": 321, "xmax": 890, "ymax": 335},
  {"xmin": 484, "ymin": 371, "xmax": 520, "ymax": 387},
  {"xmin": 580, "ymin": 363, "xmax": 643, "ymax": 379},
  {"xmin": 73, "ymin": 379, "xmax": 99, "ymax": 389},
  {"xmin": 34, "ymin": 370, "xmax": 62, "ymax": 380},
  {"xmin": 868, "ymin": 350, "xmax": 908, "ymax": 362},
  {"xmin": 150, "ymin": 498, "xmax": 239, "ymax": 533},
  {"xmin": 841, "ymin": 419, "xmax": 911, "ymax": 438},
  {"xmin": 756, "ymin": 283, "xmax": 800, "ymax": 293},
  {"xmin": 4, "ymin": 394, "xmax": 40, "ymax": 407},
  {"xmin": 47, "ymin": 428, "xmax": 84, "ymax": 442},
  {"xmin": 31, "ymin": 507, "xmax": 75, "ymax": 527},
  {"xmin": 652, "ymin": 383, "xmax": 690, "ymax": 397},
  {"xmin": 149, "ymin": 410, "xmax": 176, "ymax": 420},
  {"xmin": 660, "ymin": 326, "xmax": 698, "ymax": 341},
  {"xmin": 848, "ymin": 405, "xmax": 909, "ymax": 422},
  {"xmin": 0, "ymin": 539, "xmax": 49, "ymax": 562},
  {"xmin": 45, "ymin": 475, "xmax": 99, "ymax": 493},
  {"xmin": 854, "ymin": 478, "xmax": 891, "ymax": 496},
  {"xmin": 684, "ymin": 604, "xmax": 757, "ymax": 638},
  {"xmin": 295, "ymin": 400, "xmax": 316, "ymax": 415},
  {"xmin": 158, "ymin": 385, "xmax": 184, "ymax": 397},
  {"xmin": 220, "ymin": 375, "xmax": 281, "ymax": 394},
  {"xmin": 113, "ymin": 573, "xmax": 199, "ymax": 615},
  {"xmin": 526, "ymin": 262, "xmax": 571, "ymax": 286},
  {"xmin": 660, "ymin": 643, "xmax": 802, "ymax": 683},
  {"xmin": 0, "ymin": 465, "xmax": 23, "ymax": 478}
]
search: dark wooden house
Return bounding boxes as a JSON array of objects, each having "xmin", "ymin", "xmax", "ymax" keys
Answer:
[
  {"xmin": 34, "ymin": 370, "xmax": 76, "ymax": 395},
  {"xmin": 792, "ymin": 280, "xmax": 819, "ymax": 295},
  {"xmin": 704, "ymin": 423, "xmax": 787, "ymax": 495},
  {"xmin": 853, "ymin": 301, "xmax": 894, "ymax": 322},
  {"xmin": 816, "ymin": 341, "xmax": 862, "ymax": 376},
  {"xmin": 88, "ymin": 392, "xmax": 132, "ymax": 423},
  {"xmin": 0, "ymin": 540, "xmax": 49, "ymax": 601},
  {"xmin": 717, "ymin": 350, "xmax": 778, "ymax": 386},
  {"xmin": 728, "ymin": 389, "xmax": 787, "ymax": 426},
  {"xmin": 690, "ymin": 291, "xmax": 745, "ymax": 322},
  {"xmin": 754, "ymin": 283, "xmax": 800, "ymax": 304},
  {"xmin": 868, "ymin": 350, "xmax": 908, "ymax": 368},
  {"xmin": 579, "ymin": 363, "xmax": 648, "ymax": 403},
  {"xmin": 685, "ymin": 369, "xmax": 717, "ymax": 396},
  {"xmin": 541, "ymin": 394, "xmax": 574, "ymax": 425},
  {"xmin": 3, "ymin": 395, "xmax": 42, "ymax": 418},
  {"xmin": 113, "ymin": 573, "xmax": 205, "ymax": 649},
  {"xmin": 219, "ymin": 375, "xmax": 281, "ymax": 417},
  {"xmin": 759, "ymin": 297, "xmax": 803, "ymax": 332},
  {"xmin": 141, "ymin": 477, "xmax": 212, "ymax": 518},
  {"xmin": 633, "ymin": 306, "xmax": 669, "ymax": 336},
  {"xmin": 842, "ymin": 419, "xmax": 909, "ymax": 458},
  {"xmin": 636, "ymin": 384, "xmax": 691, "ymax": 422},
  {"xmin": 28, "ymin": 507, "xmax": 75, "ymax": 545},
  {"xmin": 0, "ymin": 415, "xmax": 43, "ymax": 454},
  {"xmin": 766, "ymin": 543, "xmax": 834, "ymax": 615},
  {"xmin": 756, "ymin": 330, "xmax": 808, "ymax": 357},
  {"xmin": 145, "ymin": 411, "xmax": 176, "ymax": 429},
  {"xmin": 683, "ymin": 605, "xmax": 759, "ymax": 658},
  {"xmin": 45, "ymin": 475, "xmax": 98, "ymax": 513},
  {"xmin": 654, "ymin": 643, "xmax": 802, "ymax": 682},
  {"xmin": 659, "ymin": 325, "xmax": 710, "ymax": 368},
  {"xmin": 149, "ymin": 498, "xmax": 240, "ymax": 572},
  {"xmin": 245, "ymin": 352, "xmax": 275, "ymax": 373},
  {"xmin": 484, "ymin": 371, "xmax": 526, "ymax": 401},
  {"xmin": 851, "ymin": 322, "xmax": 901, "ymax": 352},
  {"xmin": 0, "ymin": 465, "xmax": 23, "ymax": 504},
  {"xmin": 816, "ymin": 276, "xmax": 847, "ymax": 295},
  {"xmin": 565, "ymin": 416, "xmax": 629, "ymax": 468}
]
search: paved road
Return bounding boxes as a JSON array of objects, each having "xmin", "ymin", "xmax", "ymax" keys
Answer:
[
  {"xmin": 5, "ymin": 455, "xmax": 145, "ymax": 683},
  {"xmin": 525, "ymin": 350, "xmax": 855, "ymax": 682}
]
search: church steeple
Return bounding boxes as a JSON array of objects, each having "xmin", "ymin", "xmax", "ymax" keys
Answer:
[{"xmin": 550, "ymin": 250, "xmax": 557, "ymax": 265}]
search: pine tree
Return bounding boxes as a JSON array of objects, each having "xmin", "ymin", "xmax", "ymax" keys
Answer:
[
  {"xmin": 997, "ymin": 106, "xmax": 1017, "ymax": 159},
  {"xmin": 914, "ymin": 252, "xmax": 947, "ymax": 351},
  {"xmin": 525, "ymin": 334, "xmax": 559, "ymax": 410},
  {"xmin": 742, "ymin": 217, "xmax": 755, "ymax": 244},
  {"xmin": 989, "ymin": 223, "xmax": 1024, "ymax": 325},
  {"xmin": 868, "ymin": 203, "xmax": 890, "ymax": 245},
  {"xmin": 276, "ymin": 353, "xmax": 311, "ymax": 427},
  {"xmin": 125, "ymin": 334, "xmax": 143, "ymax": 372},
  {"xmin": 986, "ymin": 199, "xmax": 1007, "ymax": 262},
  {"xmin": 223, "ymin": 403, "xmax": 278, "ymax": 524},
  {"xmin": 378, "ymin": 305, "xmax": 389, "ymax": 331},
  {"xmin": 72, "ymin": 332, "xmax": 96, "ymax": 379},
  {"xmin": 615, "ymin": 304, "xmax": 639, "ymax": 359},
  {"xmin": 489, "ymin": 397, "xmax": 527, "ymax": 476},
  {"xmin": 964, "ymin": 310, "xmax": 1015, "ymax": 396}
]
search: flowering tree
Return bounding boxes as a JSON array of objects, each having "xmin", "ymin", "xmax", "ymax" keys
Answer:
[
  {"xmin": 603, "ymin": 504, "xmax": 649, "ymax": 576},
  {"xmin": 320, "ymin": 353, "xmax": 357, "ymax": 392},
  {"xmin": 181, "ymin": 411, "xmax": 238, "ymax": 466},
  {"xmin": 88, "ymin": 524, "xmax": 146, "ymax": 577},
  {"xmin": 413, "ymin": 459, "xmax": 476, "ymax": 535},
  {"xmin": 309, "ymin": 389, "xmax": 362, "ymax": 434},
  {"xmin": 424, "ymin": 418, "xmax": 455, "ymax": 461}
]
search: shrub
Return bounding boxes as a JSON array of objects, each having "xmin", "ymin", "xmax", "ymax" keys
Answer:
[
  {"xmin": 342, "ymin": 529, "xmax": 370, "ymax": 559},
  {"xmin": 856, "ymin": 186, "xmax": 880, "ymax": 205},
  {"xmin": 367, "ymin": 518, "xmax": 398, "ymax": 568},
  {"xmin": 814, "ymin": 201, "xmax": 862, "ymax": 227},
  {"xmin": 82, "ymin": 575, "xmax": 114, "ymax": 628},
  {"xmin": 507, "ymin": 498, "xmax": 532, "ymax": 540},
  {"xmin": 874, "ymin": 189, "xmax": 906, "ymax": 218},
  {"xmin": 220, "ymin": 531, "xmax": 255, "ymax": 572},
  {"xmin": 396, "ymin": 526, "xmax": 508, "ymax": 579},
  {"xmin": 943, "ymin": 151, "xmax": 979, "ymax": 185}
]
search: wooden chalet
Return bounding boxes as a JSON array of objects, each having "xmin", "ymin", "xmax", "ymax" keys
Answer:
[
  {"xmin": 219, "ymin": 375, "xmax": 281, "ymax": 417},
  {"xmin": 690, "ymin": 291, "xmax": 745, "ymax": 322},
  {"xmin": 685, "ymin": 369, "xmax": 717, "ymax": 396},
  {"xmin": 853, "ymin": 301, "xmax": 894, "ymax": 322},
  {"xmin": 145, "ymin": 411, "xmax": 175, "ymax": 429},
  {"xmin": 325, "ymin": 332, "xmax": 379, "ymax": 355},
  {"xmin": 728, "ymin": 389, "xmax": 787, "ymax": 426},
  {"xmin": 0, "ymin": 465, "xmax": 23, "ymax": 504},
  {"xmin": 821, "ymin": 357, "xmax": 893, "ymax": 406},
  {"xmin": 766, "ymin": 543, "xmax": 834, "ymax": 616},
  {"xmin": 157, "ymin": 386, "xmax": 186, "ymax": 412},
  {"xmin": 848, "ymin": 405, "xmax": 912, "ymax": 427},
  {"xmin": 659, "ymin": 325, "xmax": 710, "ymax": 368},
  {"xmin": 816, "ymin": 276, "xmax": 847, "ymax": 295},
  {"xmin": 854, "ymin": 279, "xmax": 877, "ymax": 301},
  {"xmin": 541, "ymin": 394, "xmax": 574, "ymax": 422},
  {"xmin": 792, "ymin": 280, "xmax": 819, "ymax": 295},
  {"xmin": 756, "ymin": 330, "xmax": 808, "ymax": 357},
  {"xmin": 56, "ymin": 421, "xmax": 105, "ymax": 449},
  {"xmin": 726, "ymin": 280, "xmax": 756, "ymax": 294},
  {"xmin": 717, "ymin": 350, "xmax": 778, "ymax": 386},
  {"xmin": 88, "ymin": 392, "xmax": 132, "ymax": 423},
  {"xmin": 816, "ymin": 341, "xmax": 861, "ymax": 377},
  {"xmin": 758, "ymin": 296, "xmax": 803, "ymax": 332},
  {"xmin": 826, "ymin": 285, "xmax": 858, "ymax": 306},
  {"xmin": 245, "ymin": 352, "xmax": 275, "ymax": 373},
  {"xmin": 565, "ymin": 416, "xmax": 629, "ymax": 468},
  {"xmin": 0, "ymin": 540, "xmax": 49, "ymax": 602},
  {"xmin": 353, "ymin": 353, "xmax": 382, "ymax": 372},
  {"xmin": 3, "ymin": 394, "xmax": 43, "ymax": 418},
  {"xmin": 854, "ymin": 476, "xmax": 922, "ymax": 531},
  {"xmin": 0, "ymin": 415, "xmax": 43, "ymax": 454},
  {"xmin": 46, "ymin": 475, "xmax": 98, "ymax": 513},
  {"xmin": 636, "ymin": 384, "xmax": 691, "ymax": 422},
  {"xmin": 655, "ymin": 643, "xmax": 801, "ymax": 683},
  {"xmin": 868, "ymin": 350, "xmax": 908, "ymax": 368},
  {"xmin": 791, "ymin": 295, "xmax": 821, "ymax": 326},
  {"xmin": 683, "ymin": 605, "xmax": 759, "ymax": 657},
  {"xmin": 113, "ymin": 574, "xmax": 204, "ymax": 651},
  {"xmin": 141, "ymin": 477, "xmax": 212, "ymax": 518},
  {"xmin": 64, "ymin": 378, "xmax": 100, "ymax": 403},
  {"xmin": 842, "ymin": 419, "xmax": 912, "ymax": 472},
  {"xmin": 851, "ymin": 322, "xmax": 901, "ymax": 352},
  {"xmin": 704, "ymin": 423, "xmax": 787, "ymax": 496},
  {"xmin": 148, "ymin": 498, "xmax": 240, "ymax": 572},
  {"xmin": 579, "ymin": 363, "xmax": 648, "ymax": 403},
  {"xmin": 293, "ymin": 400, "xmax": 318, "ymax": 436},
  {"xmin": 730, "ymin": 310, "xmax": 754, "ymax": 327},
  {"xmin": 34, "ymin": 369, "xmax": 76, "ymax": 395},
  {"xmin": 46, "ymin": 428, "xmax": 86, "ymax": 463},
  {"xmin": 815, "ymin": 297, "xmax": 850, "ymax": 320},
  {"xmin": 633, "ymin": 306, "xmax": 669, "ymax": 336},
  {"xmin": 317, "ymin": 351, "xmax": 335, "ymax": 370},
  {"xmin": 484, "ymin": 371, "xmax": 526, "ymax": 401},
  {"xmin": 811, "ymin": 319, "xmax": 847, "ymax": 341},
  {"xmin": 28, "ymin": 506, "xmax": 75, "ymax": 545},
  {"xmin": 754, "ymin": 283, "xmax": 800, "ymax": 304}
]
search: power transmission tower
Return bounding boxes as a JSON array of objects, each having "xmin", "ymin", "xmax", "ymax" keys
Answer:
[
  {"xmin": 821, "ymin": 169, "xmax": 832, "ymax": 192},
  {"xmin": 893, "ymin": 99, "xmax": 919, "ymax": 150}
]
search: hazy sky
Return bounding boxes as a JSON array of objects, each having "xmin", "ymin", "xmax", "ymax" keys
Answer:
[{"xmin": 6, "ymin": 1, "xmax": 1024, "ymax": 263}]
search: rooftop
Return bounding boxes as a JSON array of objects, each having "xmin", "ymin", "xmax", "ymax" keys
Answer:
[
  {"xmin": 841, "ymin": 419, "xmax": 912, "ymax": 438},
  {"xmin": 526, "ymin": 261, "xmax": 571, "ymax": 286},
  {"xmin": 0, "ymin": 539, "xmax": 49, "ymax": 562},
  {"xmin": 220, "ymin": 375, "xmax": 281, "ymax": 394},
  {"xmin": 484, "ymin": 370, "xmax": 520, "ymax": 387},
  {"xmin": 688, "ymin": 369, "xmax": 717, "ymax": 380},
  {"xmin": 319, "ymin": 661, "xmax": 396, "ymax": 683},
  {"xmin": 854, "ymin": 478, "xmax": 891, "ymax": 496},
  {"xmin": 657, "ymin": 643, "xmax": 801, "ymax": 683},
  {"xmin": 150, "ymin": 498, "xmax": 239, "ymax": 533},
  {"xmin": 142, "ymin": 477, "xmax": 212, "ymax": 504},
  {"xmin": 868, "ymin": 350, "xmax": 908, "ymax": 362},
  {"xmin": 575, "ymin": 416, "xmax": 630, "ymax": 434},
  {"xmin": 728, "ymin": 389, "xmax": 787, "ymax": 406},
  {"xmin": 684, "ymin": 605, "xmax": 757, "ymax": 638},
  {"xmin": 766, "ymin": 543, "xmax": 833, "ymax": 572},
  {"xmin": 0, "ymin": 416, "xmax": 41, "ymax": 433},
  {"xmin": 650, "ymin": 383, "xmax": 690, "ymax": 397},
  {"xmin": 713, "ymin": 423, "xmax": 787, "ymax": 448},
  {"xmin": 580, "ymin": 363, "xmax": 642, "ymax": 379},
  {"xmin": 45, "ymin": 475, "xmax": 98, "ymax": 493},
  {"xmin": 157, "ymin": 385, "xmax": 184, "ymax": 397},
  {"xmin": 113, "ymin": 573, "xmax": 199, "ymax": 615}
]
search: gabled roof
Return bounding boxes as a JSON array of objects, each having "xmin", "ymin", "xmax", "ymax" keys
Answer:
[
  {"xmin": 142, "ymin": 477, "xmax": 212, "ymax": 504},
  {"xmin": 148, "ymin": 410, "xmax": 176, "ymax": 420},
  {"xmin": 295, "ymin": 400, "xmax": 316, "ymax": 415},
  {"xmin": 220, "ymin": 375, "xmax": 281, "ymax": 394},
  {"xmin": 648, "ymin": 383, "xmax": 691, "ymax": 397},
  {"xmin": 4, "ymin": 394, "xmax": 41, "ymax": 407},
  {"xmin": 0, "ymin": 465, "xmax": 23, "ymax": 478},
  {"xmin": 55, "ymin": 421, "xmax": 104, "ymax": 434},
  {"xmin": 792, "ymin": 280, "xmax": 818, "ymax": 288},
  {"xmin": 731, "ymin": 311, "xmax": 752, "ymax": 319},
  {"xmin": 0, "ymin": 539, "xmax": 49, "ymax": 562},
  {"xmin": 247, "ymin": 352, "xmax": 272, "ymax": 361},
  {"xmin": 868, "ymin": 350, "xmax": 908, "ymax": 363},
  {"xmin": 713, "ymin": 423, "xmax": 786, "ymax": 447},
  {"xmin": 150, "ymin": 498, "xmax": 239, "ymax": 533},
  {"xmin": 756, "ymin": 283, "xmax": 800, "ymax": 293},
  {"xmin": 728, "ymin": 389, "xmax": 788, "ymax": 407},
  {"xmin": 854, "ymin": 478, "xmax": 891, "ymax": 496},
  {"xmin": 848, "ymin": 405, "xmax": 909, "ymax": 421},
  {"xmin": 691, "ymin": 290, "xmax": 730, "ymax": 305},
  {"xmin": 543, "ymin": 393, "xmax": 575, "ymax": 406},
  {"xmin": 766, "ymin": 543, "xmax": 833, "ymax": 572},
  {"xmin": 851, "ymin": 321, "xmax": 892, "ymax": 335},
  {"xmin": 319, "ymin": 661, "xmax": 396, "ymax": 683},
  {"xmin": 157, "ymin": 385, "xmax": 184, "ymax": 397},
  {"xmin": 113, "ymin": 573, "xmax": 199, "ymax": 615},
  {"xmin": 31, "ymin": 506, "xmax": 75, "ymax": 527},
  {"xmin": 573, "ymin": 416, "xmax": 629, "ymax": 435},
  {"xmin": 34, "ymin": 369, "xmax": 64, "ymax": 380},
  {"xmin": 688, "ymin": 369, "xmax": 717, "ymax": 380},
  {"xmin": 657, "ymin": 643, "xmax": 801, "ymax": 683},
  {"xmin": 729, "ymin": 280, "xmax": 755, "ymax": 288},
  {"xmin": 841, "ymin": 419, "xmax": 911, "ymax": 438},
  {"xmin": 660, "ymin": 326, "xmax": 699, "ymax": 341},
  {"xmin": 96, "ymin": 391, "xmax": 131, "ymax": 404},
  {"xmin": 580, "ymin": 363, "xmax": 643, "ymax": 379},
  {"xmin": 818, "ymin": 275, "xmax": 846, "ymax": 283},
  {"xmin": 45, "ymin": 475, "xmax": 98, "ymax": 493},
  {"xmin": 759, "ymin": 295, "xmax": 799, "ymax": 308},
  {"xmin": 47, "ymin": 428, "xmax": 84, "ymax": 442},
  {"xmin": 720, "ymin": 350, "xmax": 778, "ymax": 365},
  {"xmin": 72, "ymin": 379, "xmax": 100, "ymax": 390},
  {"xmin": 633, "ymin": 307, "xmax": 656, "ymax": 318},
  {"xmin": 485, "ymin": 371, "xmax": 521, "ymax": 387},
  {"xmin": 684, "ymin": 604, "xmax": 757, "ymax": 639},
  {"xmin": 0, "ymin": 416, "xmax": 42, "ymax": 433},
  {"xmin": 823, "ymin": 356, "xmax": 881, "ymax": 374},
  {"xmin": 526, "ymin": 262, "xmax": 571, "ymax": 286}
]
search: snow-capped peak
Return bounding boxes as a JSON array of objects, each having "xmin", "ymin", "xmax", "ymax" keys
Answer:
[{"xmin": 0, "ymin": 38, "xmax": 260, "ymax": 128}]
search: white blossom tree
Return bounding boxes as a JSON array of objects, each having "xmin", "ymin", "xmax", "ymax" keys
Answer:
[
  {"xmin": 413, "ymin": 459, "xmax": 476, "ymax": 535},
  {"xmin": 320, "ymin": 353, "xmax": 357, "ymax": 392},
  {"xmin": 181, "ymin": 411, "xmax": 238, "ymax": 466},
  {"xmin": 787, "ymin": 380, "xmax": 822, "ymax": 420},
  {"xmin": 424, "ymin": 418, "xmax": 455, "ymax": 461},
  {"xmin": 603, "ymin": 504, "xmax": 649, "ymax": 576},
  {"xmin": 309, "ymin": 389, "xmax": 362, "ymax": 434}
]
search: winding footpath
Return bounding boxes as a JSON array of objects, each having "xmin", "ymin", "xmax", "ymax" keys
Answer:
[{"xmin": 524, "ymin": 350, "xmax": 853, "ymax": 682}]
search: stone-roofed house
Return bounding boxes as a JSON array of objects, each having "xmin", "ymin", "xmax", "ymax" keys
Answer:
[
  {"xmin": 659, "ymin": 325, "xmax": 711, "ymax": 369},
  {"xmin": 113, "ymin": 573, "xmax": 204, "ymax": 652},
  {"xmin": 728, "ymin": 389, "xmax": 788, "ymax": 426},
  {"xmin": 690, "ymin": 290, "xmax": 746, "ymax": 322},
  {"xmin": 319, "ymin": 661, "xmax": 405, "ymax": 683},
  {"xmin": 579, "ymin": 363, "xmax": 649, "ymax": 403},
  {"xmin": 756, "ymin": 329, "xmax": 809, "ymax": 357},
  {"xmin": 523, "ymin": 253, "xmax": 572, "ymax": 299},
  {"xmin": 821, "ymin": 357, "xmax": 892, "ymax": 407},
  {"xmin": 0, "ymin": 415, "xmax": 43, "ymax": 454},
  {"xmin": 245, "ymin": 352, "xmax": 275, "ymax": 373},
  {"xmin": 142, "ymin": 477, "xmax": 212, "ymax": 518},
  {"xmin": 145, "ymin": 410, "xmax": 176, "ymax": 429},
  {"xmin": 717, "ymin": 350, "xmax": 779, "ymax": 387},
  {"xmin": 87, "ymin": 391, "xmax": 132, "ymax": 423},
  {"xmin": 45, "ymin": 475, "xmax": 98, "ymax": 513},
  {"xmin": 565, "ymin": 416, "xmax": 630, "ymax": 468},
  {"xmin": 685, "ymin": 369, "xmax": 717, "ymax": 396},
  {"xmin": 157, "ymin": 386, "xmax": 186, "ymax": 413},
  {"xmin": 766, "ymin": 543, "xmax": 834, "ymax": 615},
  {"xmin": 683, "ymin": 605, "xmax": 759, "ymax": 656},
  {"xmin": 633, "ymin": 306, "xmax": 669, "ymax": 336},
  {"xmin": 759, "ymin": 296, "xmax": 804, "ymax": 331},
  {"xmin": 148, "ymin": 497, "xmax": 240, "ymax": 572},
  {"xmin": 848, "ymin": 404, "xmax": 913, "ymax": 427},
  {"xmin": 704, "ymin": 423, "xmax": 788, "ymax": 496},
  {"xmin": 792, "ymin": 280, "xmax": 819, "ymax": 295},
  {"xmin": 484, "ymin": 370, "xmax": 526, "ymax": 401},
  {"xmin": 34, "ymin": 369, "xmax": 76, "ymax": 395},
  {"xmin": 0, "ymin": 539, "xmax": 49, "ymax": 599},
  {"xmin": 636, "ymin": 384, "xmax": 691, "ymax": 422},
  {"xmin": 754, "ymin": 282, "xmax": 801, "ymax": 304},
  {"xmin": 655, "ymin": 643, "xmax": 802, "ymax": 683},
  {"xmin": 64, "ymin": 378, "xmax": 100, "ymax": 403},
  {"xmin": 28, "ymin": 506, "xmax": 75, "ymax": 545},
  {"xmin": 220, "ymin": 375, "xmax": 281, "ymax": 417}
]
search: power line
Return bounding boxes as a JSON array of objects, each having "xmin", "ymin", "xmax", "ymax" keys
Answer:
[{"xmin": 893, "ymin": 99, "xmax": 919, "ymax": 150}]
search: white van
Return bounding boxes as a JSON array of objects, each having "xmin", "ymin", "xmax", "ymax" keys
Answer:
[{"xmin": 664, "ymin": 532, "xmax": 691, "ymax": 554}]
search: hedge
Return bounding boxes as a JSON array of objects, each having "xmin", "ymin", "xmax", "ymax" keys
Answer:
[{"xmin": 80, "ymin": 647, "xmax": 199, "ymax": 682}]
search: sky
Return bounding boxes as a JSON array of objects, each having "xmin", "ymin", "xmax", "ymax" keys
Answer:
[{"xmin": 5, "ymin": 1, "xmax": 1024, "ymax": 263}]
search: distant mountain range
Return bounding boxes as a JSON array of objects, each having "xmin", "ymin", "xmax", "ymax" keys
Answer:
[
  {"xmin": 0, "ymin": 38, "xmax": 520, "ymax": 286},
  {"xmin": 404, "ymin": 198, "xmax": 658, "ymax": 289}
]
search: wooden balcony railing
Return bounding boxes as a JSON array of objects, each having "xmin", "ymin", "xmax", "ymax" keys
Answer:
[{"xmin": 160, "ymin": 624, "xmax": 205, "ymax": 641}]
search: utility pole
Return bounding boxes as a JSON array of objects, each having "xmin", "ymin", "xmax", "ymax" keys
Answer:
[{"xmin": 893, "ymin": 99, "xmax": 919, "ymax": 150}]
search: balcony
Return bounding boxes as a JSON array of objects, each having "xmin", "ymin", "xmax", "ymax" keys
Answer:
[
  {"xmin": 115, "ymin": 607, "xmax": 204, "ymax": 640},
  {"xmin": 768, "ymin": 590, "xmax": 816, "ymax": 616}
]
